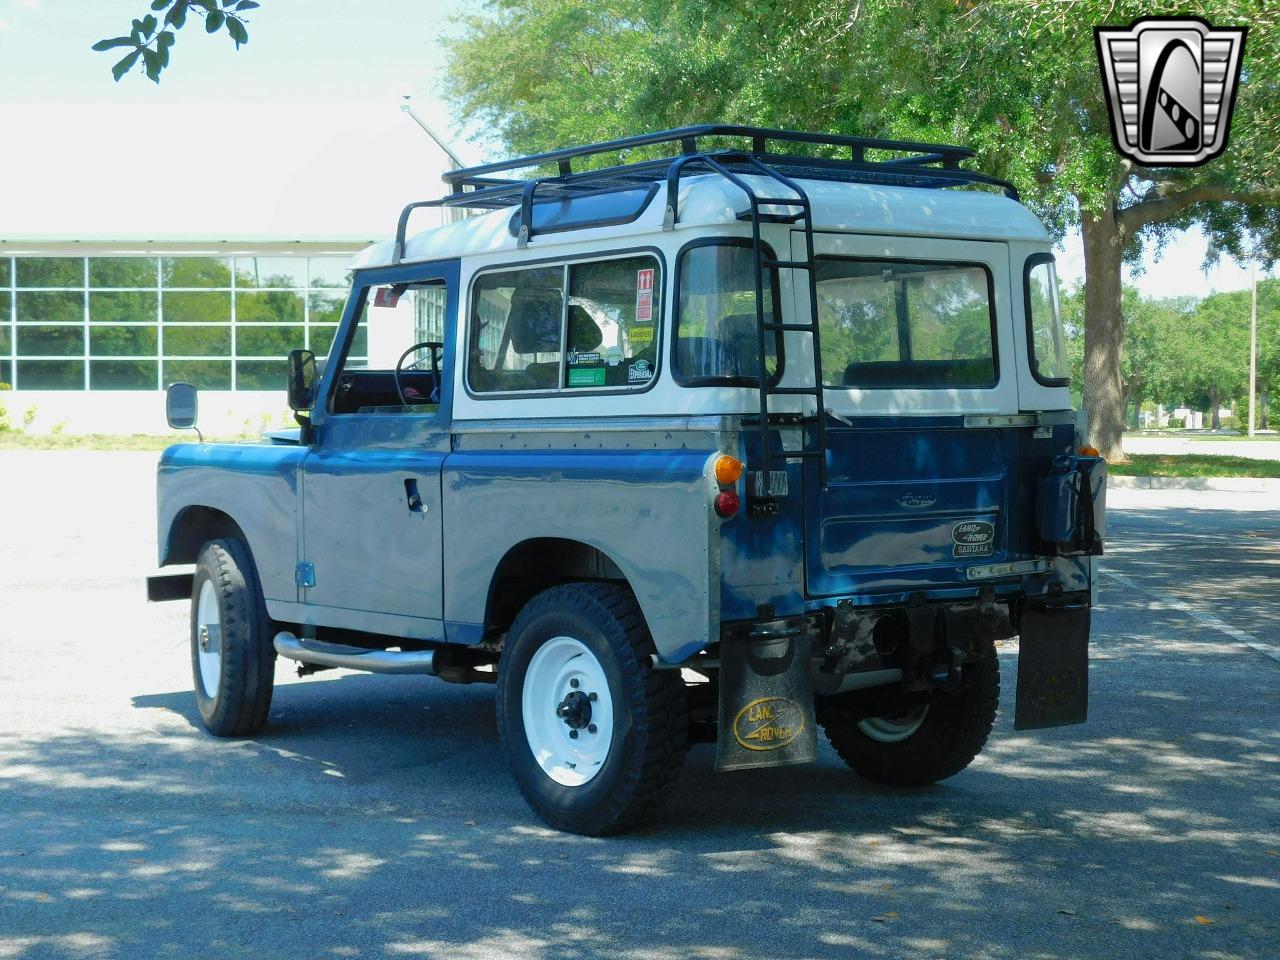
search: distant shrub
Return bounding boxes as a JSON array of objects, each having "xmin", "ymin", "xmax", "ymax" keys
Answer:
[
  {"xmin": 1167, "ymin": 416, "xmax": 1185, "ymax": 429},
  {"xmin": 23, "ymin": 406, "xmax": 37, "ymax": 429}
]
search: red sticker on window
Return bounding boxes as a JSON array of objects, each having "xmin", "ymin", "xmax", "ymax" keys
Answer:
[
  {"xmin": 373, "ymin": 287, "xmax": 401, "ymax": 308},
  {"xmin": 635, "ymin": 268, "xmax": 654, "ymax": 323}
]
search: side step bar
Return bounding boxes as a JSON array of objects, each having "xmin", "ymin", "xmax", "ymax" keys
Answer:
[{"xmin": 273, "ymin": 632, "xmax": 438, "ymax": 675}]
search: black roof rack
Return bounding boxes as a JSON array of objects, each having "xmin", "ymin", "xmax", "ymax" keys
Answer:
[{"xmin": 391, "ymin": 125, "xmax": 1018, "ymax": 262}]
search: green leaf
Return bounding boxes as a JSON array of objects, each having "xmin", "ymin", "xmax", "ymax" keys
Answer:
[
  {"xmin": 157, "ymin": 30, "xmax": 175, "ymax": 48},
  {"xmin": 236, "ymin": 0, "xmax": 259, "ymax": 9},
  {"xmin": 193, "ymin": 0, "xmax": 216, "ymax": 11},
  {"xmin": 142, "ymin": 48, "xmax": 161, "ymax": 83},
  {"xmin": 150, "ymin": 0, "xmax": 169, "ymax": 10},
  {"xmin": 158, "ymin": 40, "xmax": 170, "ymax": 68},
  {"xmin": 206, "ymin": 9, "xmax": 225, "ymax": 32},
  {"xmin": 91, "ymin": 37, "xmax": 135, "ymax": 52},
  {"xmin": 142, "ymin": 14, "xmax": 157, "ymax": 37},
  {"xmin": 226, "ymin": 17, "xmax": 247, "ymax": 45},
  {"xmin": 165, "ymin": 3, "xmax": 186, "ymax": 28},
  {"xmin": 111, "ymin": 49, "xmax": 142, "ymax": 82}
]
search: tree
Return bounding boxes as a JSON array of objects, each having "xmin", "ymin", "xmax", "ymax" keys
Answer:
[
  {"xmin": 93, "ymin": 0, "xmax": 257, "ymax": 83},
  {"xmin": 444, "ymin": 0, "xmax": 1280, "ymax": 459}
]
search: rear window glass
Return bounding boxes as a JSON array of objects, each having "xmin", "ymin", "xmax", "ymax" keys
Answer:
[
  {"xmin": 1026, "ymin": 255, "xmax": 1069, "ymax": 384},
  {"xmin": 467, "ymin": 255, "xmax": 660, "ymax": 394},
  {"xmin": 674, "ymin": 243, "xmax": 780, "ymax": 385},
  {"xmin": 815, "ymin": 258, "xmax": 996, "ymax": 389}
]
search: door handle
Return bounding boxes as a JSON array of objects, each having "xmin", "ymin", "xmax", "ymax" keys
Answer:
[{"xmin": 404, "ymin": 478, "xmax": 427, "ymax": 513}]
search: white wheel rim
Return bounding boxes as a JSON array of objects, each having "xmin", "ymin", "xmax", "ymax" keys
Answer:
[
  {"xmin": 195, "ymin": 579, "xmax": 222, "ymax": 699},
  {"xmin": 521, "ymin": 636, "xmax": 614, "ymax": 787},
  {"xmin": 858, "ymin": 705, "xmax": 929, "ymax": 743}
]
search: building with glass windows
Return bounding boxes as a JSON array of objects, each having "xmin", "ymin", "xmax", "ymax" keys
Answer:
[{"xmin": 0, "ymin": 99, "xmax": 457, "ymax": 435}]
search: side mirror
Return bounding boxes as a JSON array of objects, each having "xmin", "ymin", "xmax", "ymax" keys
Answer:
[
  {"xmin": 287, "ymin": 349, "xmax": 317, "ymax": 412},
  {"xmin": 166, "ymin": 381, "xmax": 199, "ymax": 431}
]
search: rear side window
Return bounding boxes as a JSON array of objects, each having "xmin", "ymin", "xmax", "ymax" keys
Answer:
[
  {"xmin": 467, "ymin": 255, "xmax": 660, "ymax": 394},
  {"xmin": 815, "ymin": 258, "xmax": 996, "ymax": 389},
  {"xmin": 674, "ymin": 242, "xmax": 780, "ymax": 385},
  {"xmin": 1025, "ymin": 254, "xmax": 1069, "ymax": 385}
]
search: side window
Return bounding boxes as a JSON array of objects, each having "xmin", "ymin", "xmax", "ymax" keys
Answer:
[
  {"xmin": 328, "ymin": 281, "xmax": 449, "ymax": 415},
  {"xmin": 467, "ymin": 255, "xmax": 661, "ymax": 394},
  {"xmin": 1025, "ymin": 255, "xmax": 1069, "ymax": 385},
  {"xmin": 674, "ymin": 243, "xmax": 779, "ymax": 385}
]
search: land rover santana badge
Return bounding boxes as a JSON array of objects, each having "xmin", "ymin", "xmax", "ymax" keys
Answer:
[{"xmin": 952, "ymin": 520, "xmax": 995, "ymax": 558}]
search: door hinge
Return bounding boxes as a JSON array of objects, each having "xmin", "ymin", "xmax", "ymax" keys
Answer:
[{"xmin": 295, "ymin": 561, "xmax": 316, "ymax": 588}]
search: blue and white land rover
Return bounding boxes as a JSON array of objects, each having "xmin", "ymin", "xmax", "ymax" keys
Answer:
[{"xmin": 148, "ymin": 126, "xmax": 1106, "ymax": 835}]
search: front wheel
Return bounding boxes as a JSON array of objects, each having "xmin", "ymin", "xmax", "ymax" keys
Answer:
[
  {"xmin": 818, "ymin": 656, "xmax": 1000, "ymax": 787},
  {"xmin": 190, "ymin": 538, "xmax": 276, "ymax": 737},
  {"xmin": 496, "ymin": 583, "xmax": 689, "ymax": 835}
]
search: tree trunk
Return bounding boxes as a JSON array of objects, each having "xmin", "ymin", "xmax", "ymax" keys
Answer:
[
  {"xmin": 1128, "ymin": 392, "xmax": 1143, "ymax": 429},
  {"xmin": 1081, "ymin": 208, "xmax": 1127, "ymax": 461},
  {"xmin": 1209, "ymin": 386, "xmax": 1220, "ymax": 429},
  {"xmin": 1261, "ymin": 382, "xmax": 1270, "ymax": 431}
]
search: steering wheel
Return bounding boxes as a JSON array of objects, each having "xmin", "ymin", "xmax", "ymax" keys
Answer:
[{"xmin": 394, "ymin": 341, "xmax": 444, "ymax": 408}]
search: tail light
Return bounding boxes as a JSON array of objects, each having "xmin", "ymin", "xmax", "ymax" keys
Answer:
[
  {"xmin": 714, "ymin": 455, "xmax": 744, "ymax": 485},
  {"xmin": 714, "ymin": 491, "xmax": 741, "ymax": 517}
]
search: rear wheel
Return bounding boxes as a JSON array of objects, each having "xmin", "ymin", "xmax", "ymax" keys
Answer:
[
  {"xmin": 818, "ymin": 656, "xmax": 999, "ymax": 787},
  {"xmin": 190, "ymin": 538, "xmax": 276, "ymax": 737},
  {"xmin": 497, "ymin": 583, "xmax": 688, "ymax": 835}
]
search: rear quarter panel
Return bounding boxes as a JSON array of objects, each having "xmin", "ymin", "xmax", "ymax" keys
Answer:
[{"xmin": 157, "ymin": 442, "xmax": 306, "ymax": 607}]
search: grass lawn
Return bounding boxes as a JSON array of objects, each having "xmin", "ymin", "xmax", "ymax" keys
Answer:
[
  {"xmin": 0, "ymin": 432, "xmax": 249, "ymax": 451},
  {"xmin": 1110, "ymin": 453, "xmax": 1280, "ymax": 478}
]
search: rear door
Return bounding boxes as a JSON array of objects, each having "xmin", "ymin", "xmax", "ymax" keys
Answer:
[{"xmin": 794, "ymin": 232, "xmax": 1022, "ymax": 597}]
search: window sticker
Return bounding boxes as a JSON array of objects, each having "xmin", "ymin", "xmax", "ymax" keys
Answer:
[
  {"xmin": 568, "ymin": 367, "xmax": 607, "ymax": 387},
  {"xmin": 373, "ymin": 287, "xmax": 401, "ymax": 308},
  {"xmin": 627, "ymin": 358, "xmax": 654, "ymax": 383},
  {"xmin": 635, "ymin": 268, "xmax": 655, "ymax": 323},
  {"xmin": 628, "ymin": 325, "xmax": 654, "ymax": 346},
  {"xmin": 568, "ymin": 351, "xmax": 601, "ymax": 365},
  {"xmin": 604, "ymin": 345, "xmax": 625, "ymax": 366}
]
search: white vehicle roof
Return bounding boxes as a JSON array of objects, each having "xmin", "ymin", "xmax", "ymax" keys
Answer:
[{"xmin": 354, "ymin": 174, "xmax": 1049, "ymax": 271}]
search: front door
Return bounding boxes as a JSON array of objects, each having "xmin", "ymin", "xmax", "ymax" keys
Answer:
[{"xmin": 299, "ymin": 259, "xmax": 458, "ymax": 632}]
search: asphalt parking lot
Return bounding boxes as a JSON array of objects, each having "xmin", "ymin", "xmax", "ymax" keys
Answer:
[{"xmin": 1, "ymin": 451, "xmax": 1278, "ymax": 960}]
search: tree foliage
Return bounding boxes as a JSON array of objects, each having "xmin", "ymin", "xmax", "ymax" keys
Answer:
[
  {"xmin": 93, "ymin": 0, "xmax": 258, "ymax": 83},
  {"xmin": 444, "ymin": 0, "xmax": 1280, "ymax": 457}
]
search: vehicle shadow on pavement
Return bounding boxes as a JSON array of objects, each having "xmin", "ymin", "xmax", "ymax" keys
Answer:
[{"xmin": 1, "ymin": 582, "xmax": 1276, "ymax": 960}]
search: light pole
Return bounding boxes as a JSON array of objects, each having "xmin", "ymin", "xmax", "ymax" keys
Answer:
[{"xmin": 399, "ymin": 97, "xmax": 467, "ymax": 223}]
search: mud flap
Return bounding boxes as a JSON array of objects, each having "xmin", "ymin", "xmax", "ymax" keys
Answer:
[
  {"xmin": 716, "ymin": 624, "xmax": 817, "ymax": 771},
  {"xmin": 1015, "ymin": 602, "xmax": 1090, "ymax": 730}
]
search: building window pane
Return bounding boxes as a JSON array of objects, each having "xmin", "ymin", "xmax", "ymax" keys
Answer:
[
  {"xmin": 308, "ymin": 290, "xmax": 347, "ymax": 324},
  {"xmin": 89, "ymin": 258, "xmax": 158, "ymax": 288},
  {"xmin": 236, "ymin": 325, "xmax": 303, "ymax": 358},
  {"xmin": 17, "ymin": 290, "xmax": 82, "ymax": 323},
  {"xmin": 161, "ymin": 257, "xmax": 231, "ymax": 288},
  {"xmin": 17, "ymin": 325, "xmax": 83, "ymax": 356},
  {"xmin": 0, "ymin": 258, "xmax": 10, "ymax": 287},
  {"xmin": 308, "ymin": 325, "xmax": 338, "ymax": 355},
  {"xmin": 0, "ymin": 360, "xmax": 11, "ymax": 388},
  {"xmin": 235, "ymin": 257, "xmax": 307, "ymax": 289},
  {"xmin": 163, "ymin": 359, "xmax": 230, "ymax": 390},
  {"xmin": 16, "ymin": 257, "xmax": 83, "ymax": 288},
  {"xmin": 90, "ymin": 290, "xmax": 158, "ymax": 323},
  {"xmin": 237, "ymin": 290, "xmax": 303, "ymax": 324},
  {"xmin": 163, "ymin": 325, "xmax": 230, "ymax": 356},
  {"xmin": 163, "ymin": 291, "xmax": 230, "ymax": 323},
  {"xmin": 1, "ymin": 290, "xmax": 9, "ymax": 323},
  {"xmin": 17, "ymin": 359, "xmax": 83, "ymax": 389},
  {"xmin": 0, "ymin": 323, "xmax": 9, "ymax": 355},
  {"xmin": 90, "ymin": 360, "xmax": 157, "ymax": 389},
  {"xmin": 235, "ymin": 359, "xmax": 287, "ymax": 390},
  {"xmin": 308, "ymin": 257, "xmax": 353, "ymax": 288},
  {"xmin": 90, "ymin": 325, "xmax": 158, "ymax": 356}
]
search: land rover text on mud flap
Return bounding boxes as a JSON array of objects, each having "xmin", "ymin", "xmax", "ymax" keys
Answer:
[{"xmin": 147, "ymin": 126, "xmax": 1106, "ymax": 835}]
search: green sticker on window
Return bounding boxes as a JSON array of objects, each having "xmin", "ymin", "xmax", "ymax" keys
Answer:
[{"xmin": 567, "ymin": 367, "xmax": 606, "ymax": 387}]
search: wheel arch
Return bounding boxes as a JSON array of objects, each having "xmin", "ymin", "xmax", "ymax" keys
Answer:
[
  {"xmin": 162, "ymin": 505, "xmax": 250, "ymax": 566},
  {"xmin": 484, "ymin": 537, "xmax": 632, "ymax": 639}
]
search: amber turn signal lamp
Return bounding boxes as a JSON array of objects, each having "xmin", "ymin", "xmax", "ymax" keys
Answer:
[
  {"xmin": 714, "ymin": 491, "xmax": 741, "ymax": 518},
  {"xmin": 1079, "ymin": 445, "xmax": 1101, "ymax": 458},
  {"xmin": 714, "ymin": 455, "xmax": 744, "ymax": 485}
]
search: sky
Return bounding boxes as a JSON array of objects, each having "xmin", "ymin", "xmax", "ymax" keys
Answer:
[{"xmin": 0, "ymin": 0, "xmax": 1270, "ymax": 294}]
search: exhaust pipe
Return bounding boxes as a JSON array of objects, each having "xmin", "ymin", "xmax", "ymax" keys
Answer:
[{"xmin": 273, "ymin": 632, "xmax": 437, "ymax": 675}]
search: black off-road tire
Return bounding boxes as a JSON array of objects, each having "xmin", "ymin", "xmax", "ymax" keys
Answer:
[
  {"xmin": 497, "ymin": 583, "xmax": 689, "ymax": 836},
  {"xmin": 818, "ymin": 656, "xmax": 1000, "ymax": 787},
  {"xmin": 190, "ymin": 538, "xmax": 276, "ymax": 737}
]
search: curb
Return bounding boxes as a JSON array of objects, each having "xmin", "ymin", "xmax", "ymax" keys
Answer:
[{"xmin": 1108, "ymin": 474, "xmax": 1280, "ymax": 492}]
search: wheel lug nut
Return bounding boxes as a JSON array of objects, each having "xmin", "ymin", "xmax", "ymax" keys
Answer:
[
  {"xmin": 569, "ymin": 729, "xmax": 579, "ymax": 739},
  {"xmin": 570, "ymin": 679, "xmax": 579, "ymax": 689},
  {"xmin": 588, "ymin": 692, "xmax": 597, "ymax": 702},
  {"xmin": 588, "ymin": 724, "xmax": 597, "ymax": 734}
]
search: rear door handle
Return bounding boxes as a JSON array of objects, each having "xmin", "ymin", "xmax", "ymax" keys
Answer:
[{"xmin": 404, "ymin": 478, "xmax": 427, "ymax": 513}]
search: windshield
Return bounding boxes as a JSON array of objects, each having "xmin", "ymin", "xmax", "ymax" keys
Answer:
[
  {"xmin": 1025, "ymin": 255, "xmax": 1068, "ymax": 384},
  {"xmin": 814, "ymin": 258, "xmax": 997, "ymax": 389}
]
